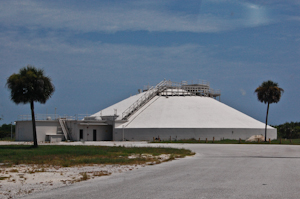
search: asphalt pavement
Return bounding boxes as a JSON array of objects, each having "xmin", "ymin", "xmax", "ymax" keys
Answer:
[{"xmin": 22, "ymin": 143, "xmax": 300, "ymax": 199}]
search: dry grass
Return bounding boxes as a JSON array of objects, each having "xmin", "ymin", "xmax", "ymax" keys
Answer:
[
  {"xmin": 0, "ymin": 176, "xmax": 10, "ymax": 180},
  {"xmin": 79, "ymin": 172, "xmax": 89, "ymax": 181},
  {"xmin": 0, "ymin": 145, "xmax": 194, "ymax": 168}
]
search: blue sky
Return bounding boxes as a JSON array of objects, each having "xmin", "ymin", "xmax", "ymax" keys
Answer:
[{"xmin": 0, "ymin": 0, "xmax": 299, "ymax": 125}]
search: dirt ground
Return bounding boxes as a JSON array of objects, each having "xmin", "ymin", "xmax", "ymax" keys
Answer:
[{"xmin": 0, "ymin": 150, "xmax": 171, "ymax": 199}]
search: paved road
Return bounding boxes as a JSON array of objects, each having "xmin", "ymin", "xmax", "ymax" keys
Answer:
[{"xmin": 23, "ymin": 143, "xmax": 300, "ymax": 199}]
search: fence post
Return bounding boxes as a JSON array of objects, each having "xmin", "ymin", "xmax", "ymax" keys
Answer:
[
  {"xmin": 213, "ymin": 137, "xmax": 215, "ymax": 143},
  {"xmin": 269, "ymin": 138, "xmax": 271, "ymax": 144},
  {"xmin": 205, "ymin": 138, "xmax": 207, "ymax": 143}
]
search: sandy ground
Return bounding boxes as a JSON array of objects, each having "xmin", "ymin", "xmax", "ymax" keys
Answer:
[{"xmin": 0, "ymin": 141, "xmax": 172, "ymax": 199}]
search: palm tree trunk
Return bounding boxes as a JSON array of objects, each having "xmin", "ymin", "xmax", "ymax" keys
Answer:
[
  {"xmin": 30, "ymin": 100, "xmax": 38, "ymax": 147},
  {"xmin": 264, "ymin": 102, "xmax": 270, "ymax": 142}
]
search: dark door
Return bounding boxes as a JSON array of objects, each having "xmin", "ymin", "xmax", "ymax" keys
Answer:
[
  {"xmin": 93, "ymin": 129, "xmax": 97, "ymax": 141},
  {"xmin": 79, "ymin": 129, "xmax": 83, "ymax": 140}
]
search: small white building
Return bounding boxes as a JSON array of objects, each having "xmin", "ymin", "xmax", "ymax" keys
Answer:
[{"xmin": 15, "ymin": 80, "xmax": 277, "ymax": 142}]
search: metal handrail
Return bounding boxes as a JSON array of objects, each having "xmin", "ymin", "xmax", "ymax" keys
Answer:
[
  {"xmin": 209, "ymin": 89, "xmax": 221, "ymax": 95},
  {"xmin": 122, "ymin": 80, "xmax": 169, "ymax": 120},
  {"xmin": 17, "ymin": 114, "xmax": 90, "ymax": 121},
  {"xmin": 59, "ymin": 118, "xmax": 73, "ymax": 140},
  {"xmin": 123, "ymin": 80, "xmax": 214, "ymax": 117}
]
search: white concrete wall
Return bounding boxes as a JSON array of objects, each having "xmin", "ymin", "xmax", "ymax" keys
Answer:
[
  {"xmin": 16, "ymin": 121, "xmax": 59, "ymax": 142},
  {"xmin": 74, "ymin": 125, "xmax": 112, "ymax": 141},
  {"xmin": 16, "ymin": 120, "xmax": 114, "ymax": 142},
  {"xmin": 114, "ymin": 128, "xmax": 277, "ymax": 141},
  {"xmin": 16, "ymin": 121, "xmax": 276, "ymax": 142}
]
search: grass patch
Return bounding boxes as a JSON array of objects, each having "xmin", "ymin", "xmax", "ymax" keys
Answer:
[
  {"xmin": 92, "ymin": 171, "xmax": 111, "ymax": 177},
  {"xmin": 0, "ymin": 176, "xmax": 10, "ymax": 180},
  {"xmin": 0, "ymin": 145, "xmax": 193, "ymax": 167},
  {"xmin": 79, "ymin": 172, "xmax": 89, "ymax": 181},
  {"xmin": 154, "ymin": 139, "xmax": 300, "ymax": 145}
]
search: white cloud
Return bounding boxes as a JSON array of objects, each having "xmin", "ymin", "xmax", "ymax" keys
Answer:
[
  {"xmin": 240, "ymin": 89, "xmax": 247, "ymax": 96},
  {"xmin": 243, "ymin": 2, "xmax": 271, "ymax": 26},
  {"xmin": 289, "ymin": 16, "xmax": 300, "ymax": 21},
  {"xmin": 0, "ymin": 31, "xmax": 211, "ymax": 79},
  {"xmin": 1, "ymin": 28, "xmax": 286, "ymax": 88},
  {"xmin": 0, "ymin": 0, "xmax": 274, "ymax": 33}
]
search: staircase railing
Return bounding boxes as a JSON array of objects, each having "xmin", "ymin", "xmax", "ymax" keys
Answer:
[
  {"xmin": 122, "ymin": 80, "xmax": 169, "ymax": 120},
  {"xmin": 58, "ymin": 118, "xmax": 72, "ymax": 140}
]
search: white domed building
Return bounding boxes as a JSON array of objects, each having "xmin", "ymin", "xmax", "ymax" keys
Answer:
[
  {"xmin": 91, "ymin": 80, "xmax": 276, "ymax": 141},
  {"xmin": 15, "ymin": 80, "xmax": 276, "ymax": 142}
]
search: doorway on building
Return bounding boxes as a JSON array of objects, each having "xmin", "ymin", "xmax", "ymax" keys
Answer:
[
  {"xmin": 93, "ymin": 129, "xmax": 97, "ymax": 141},
  {"xmin": 79, "ymin": 129, "xmax": 83, "ymax": 140}
]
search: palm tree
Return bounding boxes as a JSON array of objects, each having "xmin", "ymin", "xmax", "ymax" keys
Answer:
[
  {"xmin": 255, "ymin": 80, "xmax": 283, "ymax": 142},
  {"xmin": 6, "ymin": 65, "xmax": 55, "ymax": 147}
]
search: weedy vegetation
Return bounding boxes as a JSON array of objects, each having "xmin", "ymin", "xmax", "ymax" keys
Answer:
[{"xmin": 0, "ymin": 145, "xmax": 194, "ymax": 167}]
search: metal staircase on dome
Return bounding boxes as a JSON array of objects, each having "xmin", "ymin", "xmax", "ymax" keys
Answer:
[
  {"xmin": 121, "ymin": 79, "xmax": 221, "ymax": 121},
  {"xmin": 122, "ymin": 80, "xmax": 169, "ymax": 120}
]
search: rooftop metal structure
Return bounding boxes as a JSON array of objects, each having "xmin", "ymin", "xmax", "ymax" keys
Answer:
[{"xmin": 122, "ymin": 79, "xmax": 221, "ymax": 120}]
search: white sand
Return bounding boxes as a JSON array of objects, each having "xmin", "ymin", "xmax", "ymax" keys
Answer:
[{"xmin": 0, "ymin": 152, "xmax": 170, "ymax": 199}]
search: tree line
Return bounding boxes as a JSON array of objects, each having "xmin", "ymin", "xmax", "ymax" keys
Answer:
[
  {"xmin": 274, "ymin": 122, "xmax": 300, "ymax": 139},
  {"xmin": 0, "ymin": 124, "xmax": 15, "ymax": 140}
]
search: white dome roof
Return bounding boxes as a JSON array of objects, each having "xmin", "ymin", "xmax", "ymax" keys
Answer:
[{"xmin": 92, "ymin": 93, "xmax": 273, "ymax": 130}]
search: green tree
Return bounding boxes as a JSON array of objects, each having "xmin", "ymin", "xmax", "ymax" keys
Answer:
[
  {"xmin": 6, "ymin": 65, "xmax": 55, "ymax": 147},
  {"xmin": 255, "ymin": 80, "xmax": 284, "ymax": 142},
  {"xmin": 275, "ymin": 122, "xmax": 300, "ymax": 139},
  {"xmin": 0, "ymin": 123, "xmax": 15, "ymax": 140}
]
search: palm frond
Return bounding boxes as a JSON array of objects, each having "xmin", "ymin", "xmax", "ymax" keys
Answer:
[
  {"xmin": 255, "ymin": 80, "xmax": 284, "ymax": 104},
  {"xmin": 6, "ymin": 65, "xmax": 55, "ymax": 104}
]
